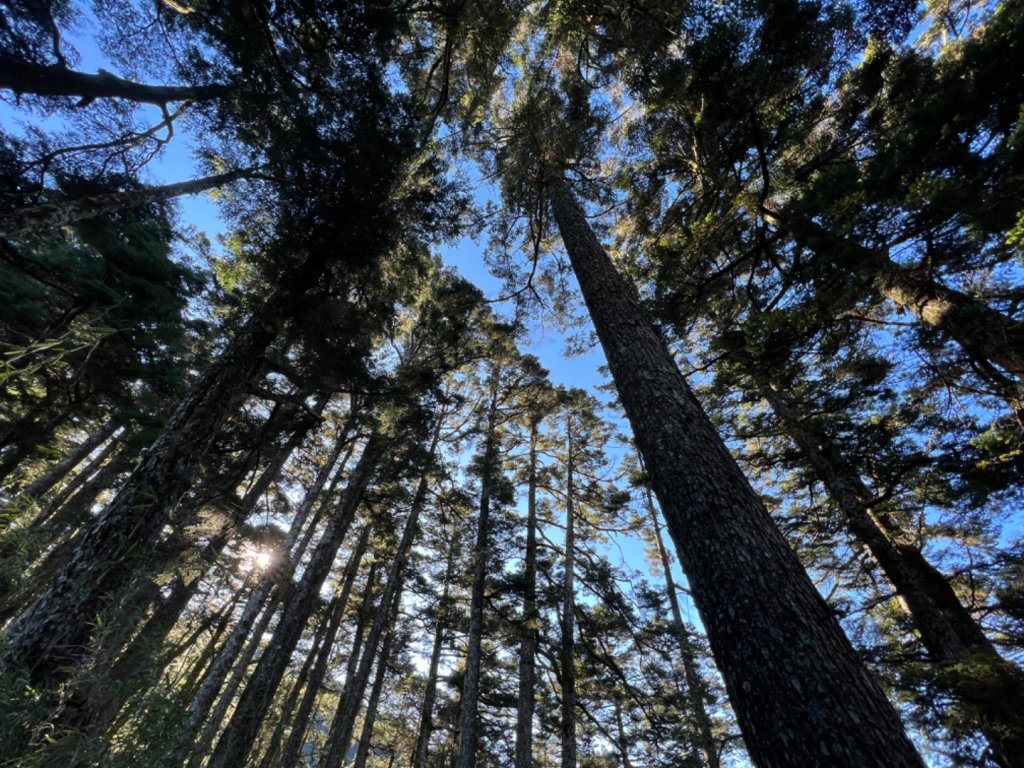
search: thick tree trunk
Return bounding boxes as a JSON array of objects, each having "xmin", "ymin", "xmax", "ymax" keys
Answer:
[
  {"xmin": 205, "ymin": 430, "xmax": 384, "ymax": 768},
  {"xmin": 2, "ymin": 299, "xmax": 285, "ymax": 685},
  {"xmin": 412, "ymin": 530, "xmax": 458, "ymax": 768},
  {"xmin": 548, "ymin": 174, "xmax": 924, "ymax": 768},
  {"xmin": 647, "ymin": 490, "xmax": 720, "ymax": 768},
  {"xmin": 757, "ymin": 378, "xmax": 1024, "ymax": 768},
  {"xmin": 0, "ymin": 170, "xmax": 247, "ymax": 238},
  {"xmin": 515, "ymin": 419, "xmax": 540, "ymax": 768},
  {"xmin": 0, "ymin": 55, "xmax": 228, "ymax": 105},
  {"xmin": 560, "ymin": 423, "xmax": 577, "ymax": 768},
  {"xmin": 277, "ymin": 523, "xmax": 372, "ymax": 768},
  {"xmin": 454, "ymin": 383, "xmax": 500, "ymax": 768}
]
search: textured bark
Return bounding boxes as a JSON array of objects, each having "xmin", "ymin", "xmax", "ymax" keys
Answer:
[
  {"xmin": 21, "ymin": 419, "xmax": 117, "ymax": 501},
  {"xmin": 277, "ymin": 523, "xmax": 372, "ymax": 768},
  {"xmin": 515, "ymin": 419, "xmax": 540, "ymax": 768},
  {"xmin": 647, "ymin": 491, "xmax": 720, "ymax": 768},
  {"xmin": 0, "ymin": 170, "xmax": 246, "ymax": 238},
  {"xmin": 31, "ymin": 434, "xmax": 126, "ymax": 529},
  {"xmin": 772, "ymin": 210, "xmax": 1024, "ymax": 382},
  {"xmin": 412, "ymin": 531, "xmax": 458, "ymax": 768},
  {"xmin": 205, "ymin": 430, "xmax": 383, "ymax": 768},
  {"xmin": 454, "ymin": 382, "xmax": 500, "ymax": 768},
  {"xmin": 0, "ymin": 55, "xmax": 228, "ymax": 105},
  {"xmin": 548, "ymin": 174, "xmax": 924, "ymax": 768},
  {"xmin": 560, "ymin": 419, "xmax": 577, "ymax": 768},
  {"xmin": 2, "ymin": 299, "xmax": 284, "ymax": 684},
  {"xmin": 757, "ymin": 379, "xmax": 1024, "ymax": 768}
]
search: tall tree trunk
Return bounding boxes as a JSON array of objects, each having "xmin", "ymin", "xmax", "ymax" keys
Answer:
[
  {"xmin": 560, "ymin": 420, "xmax": 577, "ymax": 768},
  {"xmin": 0, "ymin": 170, "xmax": 248, "ymax": 238},
  {"xmin": 454, "ymin": 381, "xmax": 500, "ymax": 768},
  {"xmin": 756, "ymin": 377, "xmax": 1024, "ymax": 768},
  {"xmin": 31, "ymin": 432, "xmax": 126, "ymax": 528},
  {"xmin": 21, "ymin": 419, "xmax": 117, "ymax": 502},
  {"xmin": 767, "ymin": 208, "xmax": 1024, "ymax": 382},
  {"xmin": 2, "ymin": 298, "xmax": 285, "ymax": 685},
  {"xmin": 412, "ymin": 529, "xmax": 458, "ymax": 768},
  {"xmin": 547, "ymin": 173, "xmax": 925, "ymax": 768},
  {"xmin": 515, "ymin": 419, "xmax": 540, "ymax": 768},
  {"xmin": 0, "ymin": 54, "xmax": 228, "ymax": 105},
  {"xmin": 646, "ymin": 489, "xmax": 720, "ymax": 768},
  {"xmin": 205, "ymin": 430, "xmax": 384, "ymax": 768},
  {"xmin": 322, "ymin": 413, "xmax": 443, "ymax": 767},
  {"xmin": 353, "ymin": 594, "xmax": 404, "ymax": 768},
  {"xmin": 277, "ymin": 523, "xmax": 373, "ymax": 768}
]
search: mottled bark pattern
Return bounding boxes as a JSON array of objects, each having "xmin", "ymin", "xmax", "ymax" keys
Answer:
[
  {"xmin": 560, "ymin": 422, "xmax": 577, "ymax": 768},
  {"xmin": 758, "ymin": 380, "xmax": 1024, "ymax": 768},
  {"xmin": 548, "ymin": 174, "xmax": 924, "ymax": 768}
]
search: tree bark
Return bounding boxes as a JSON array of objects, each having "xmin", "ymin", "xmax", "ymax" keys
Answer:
[
  {"xmin": 768, "ymin": 209, "xmax": 1024, "ymax": 382},
  {"xmin": 21, "ymin": 419, "xmax": 117, "ymax": 501},
  {"xmin": 756, "ymin": 378, "xmax": 1024, "ymax": 768},
  {"xmin": 2, "ymin": 298, "xmax": 285, "ymax": 685},
  {"xmin": 205, "ymin": 429, "xmax": 384, "ymax": 768},
  {"xmin": 547, "ymin": 173, "xmax": 925, "ymax": 768},
  {"xmin": 412, "ymin": 529, "xmax": 458, "ymax": 768},
  {"xmin": 515, "ymin": 419, "xmax": 540, "ymax": 768},
  {"xmin": 560, "ymin": 419, "xmax": 577, "ymax": 768},
  {"xmin": 322, "ymin": 413, "xmax": 443, "ymax": 767},
  {"xmin": 0, "ymin": 55, "xmax": 228, "ymax": 105},
  {"xmin": 277, "ymin": 523, "xmax": 373, "ymax": 768},
  {"xmin": 353, "ymin": 595, "xmax": 404, "ymax": 768},
  {"xmin": 454, "ymin": 380, "xmax": 500, "ymax": 768},
  {"xmin": 647, "ymin": 489, "xmax": 720, "ymax": 768},
  {"xmin": 0, "ymin": 170, "xmax": 247, "ymax": 238}
]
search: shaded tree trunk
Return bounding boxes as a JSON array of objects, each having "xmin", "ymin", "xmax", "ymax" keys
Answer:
[
  {"xmin": 353, "ymin": 596, "xmax": 404, "ymax": 768},
  {"xmin": 646, "ymin": 488, "xmax": 720, "ymax": 768},
  {"xmin": 2, "ymin": 298, "xmax": 286, "ymax": 685},
  {"xmin": 756, "ymin": 377, "xmax": 1024, "ymax": 768},
  {"xmin": 205, "ymin": 429, "xmax": 384, "ymax": 768},
  {"xmin": 547, "ymin": 173, "xmax": 924, "ymax": 768},
  {"xmin": 412, "ymin": 528, "xmax": 459, "ymax": 768},
  {"xmin": 515, "ymin": 418, "xmax": 540, "ymax": 768},
  {"xmin": 277, "ymin": 523, "xmax": 373, "ymax": 768},
  {"xmin": 0, "ymin": 170, "xmax": 248, "ymax": 238},
  {"xmin": 454, "ymin": 381, "xmax": 500, "ymax": 768},
  {"xmin": 0, "ymin": 54, "xmax": 228, "ymax": 105},
  {"xmin": 560, "ymin": 418, "xmax": 577, "ymax": 768},
  {"xmin": 21, "ymin": 419, "xmax": 117, "ymax": 501}
]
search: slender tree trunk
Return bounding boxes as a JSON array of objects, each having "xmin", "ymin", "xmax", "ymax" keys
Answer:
[
  {"xmin": 21, "ymin": 419, "xmax": 117, "ymax": 501},
  {"xmin": 646, "ymin": 489, "xmax": 720, "ymax": 768},
  {"xmin": 322, "ymin": 414, "xmax": 443, "ymax": 767},
  {"xmin": 277, "ymin": 523, "xmax": 373, "ymax": 768},
  {"xmin": 0, "ymin": 170, "xmax": 247, "ymax": 238},
  {"xmin": 454, "ymin": 382, "xmax": 500, "ymax": 768},
  {"xmin": 756, "ymin": 378, "xmax": 1024, "ymax": 768},
  {"xmin": 205, "ymin": 430, "xmax": 384, "ymax": 768},
  {"xmin": 2, "ymin": 298, "xmax": 285, "ymax": 685},
  {"xmin": 547, "ymin": 173, "xmax": 924, "ymax": 768},
  {"xmin": 412, "ymin": 530, "xmax": 458, "ymax": 768},
  {"xmin": 515, "ymin": 419, "xmax": 540, "ymax": 768},
  {"xmin": 353, "ymin": 597, "xmax": 403, "ymax": 768},
  {"xmin": 0, "ymin": 54, "xmax": 228, "ymax": 105},
  {"xmin": 31, "ymin": 433, "xmax": 126, "ymax": 528},
  {"xmin": 613, "ymin": 697, "xmax": 634, "ymax": 768},
  {"xmin": 560, "ymin": 420, "xmax": 577, "ymax": 768}
]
